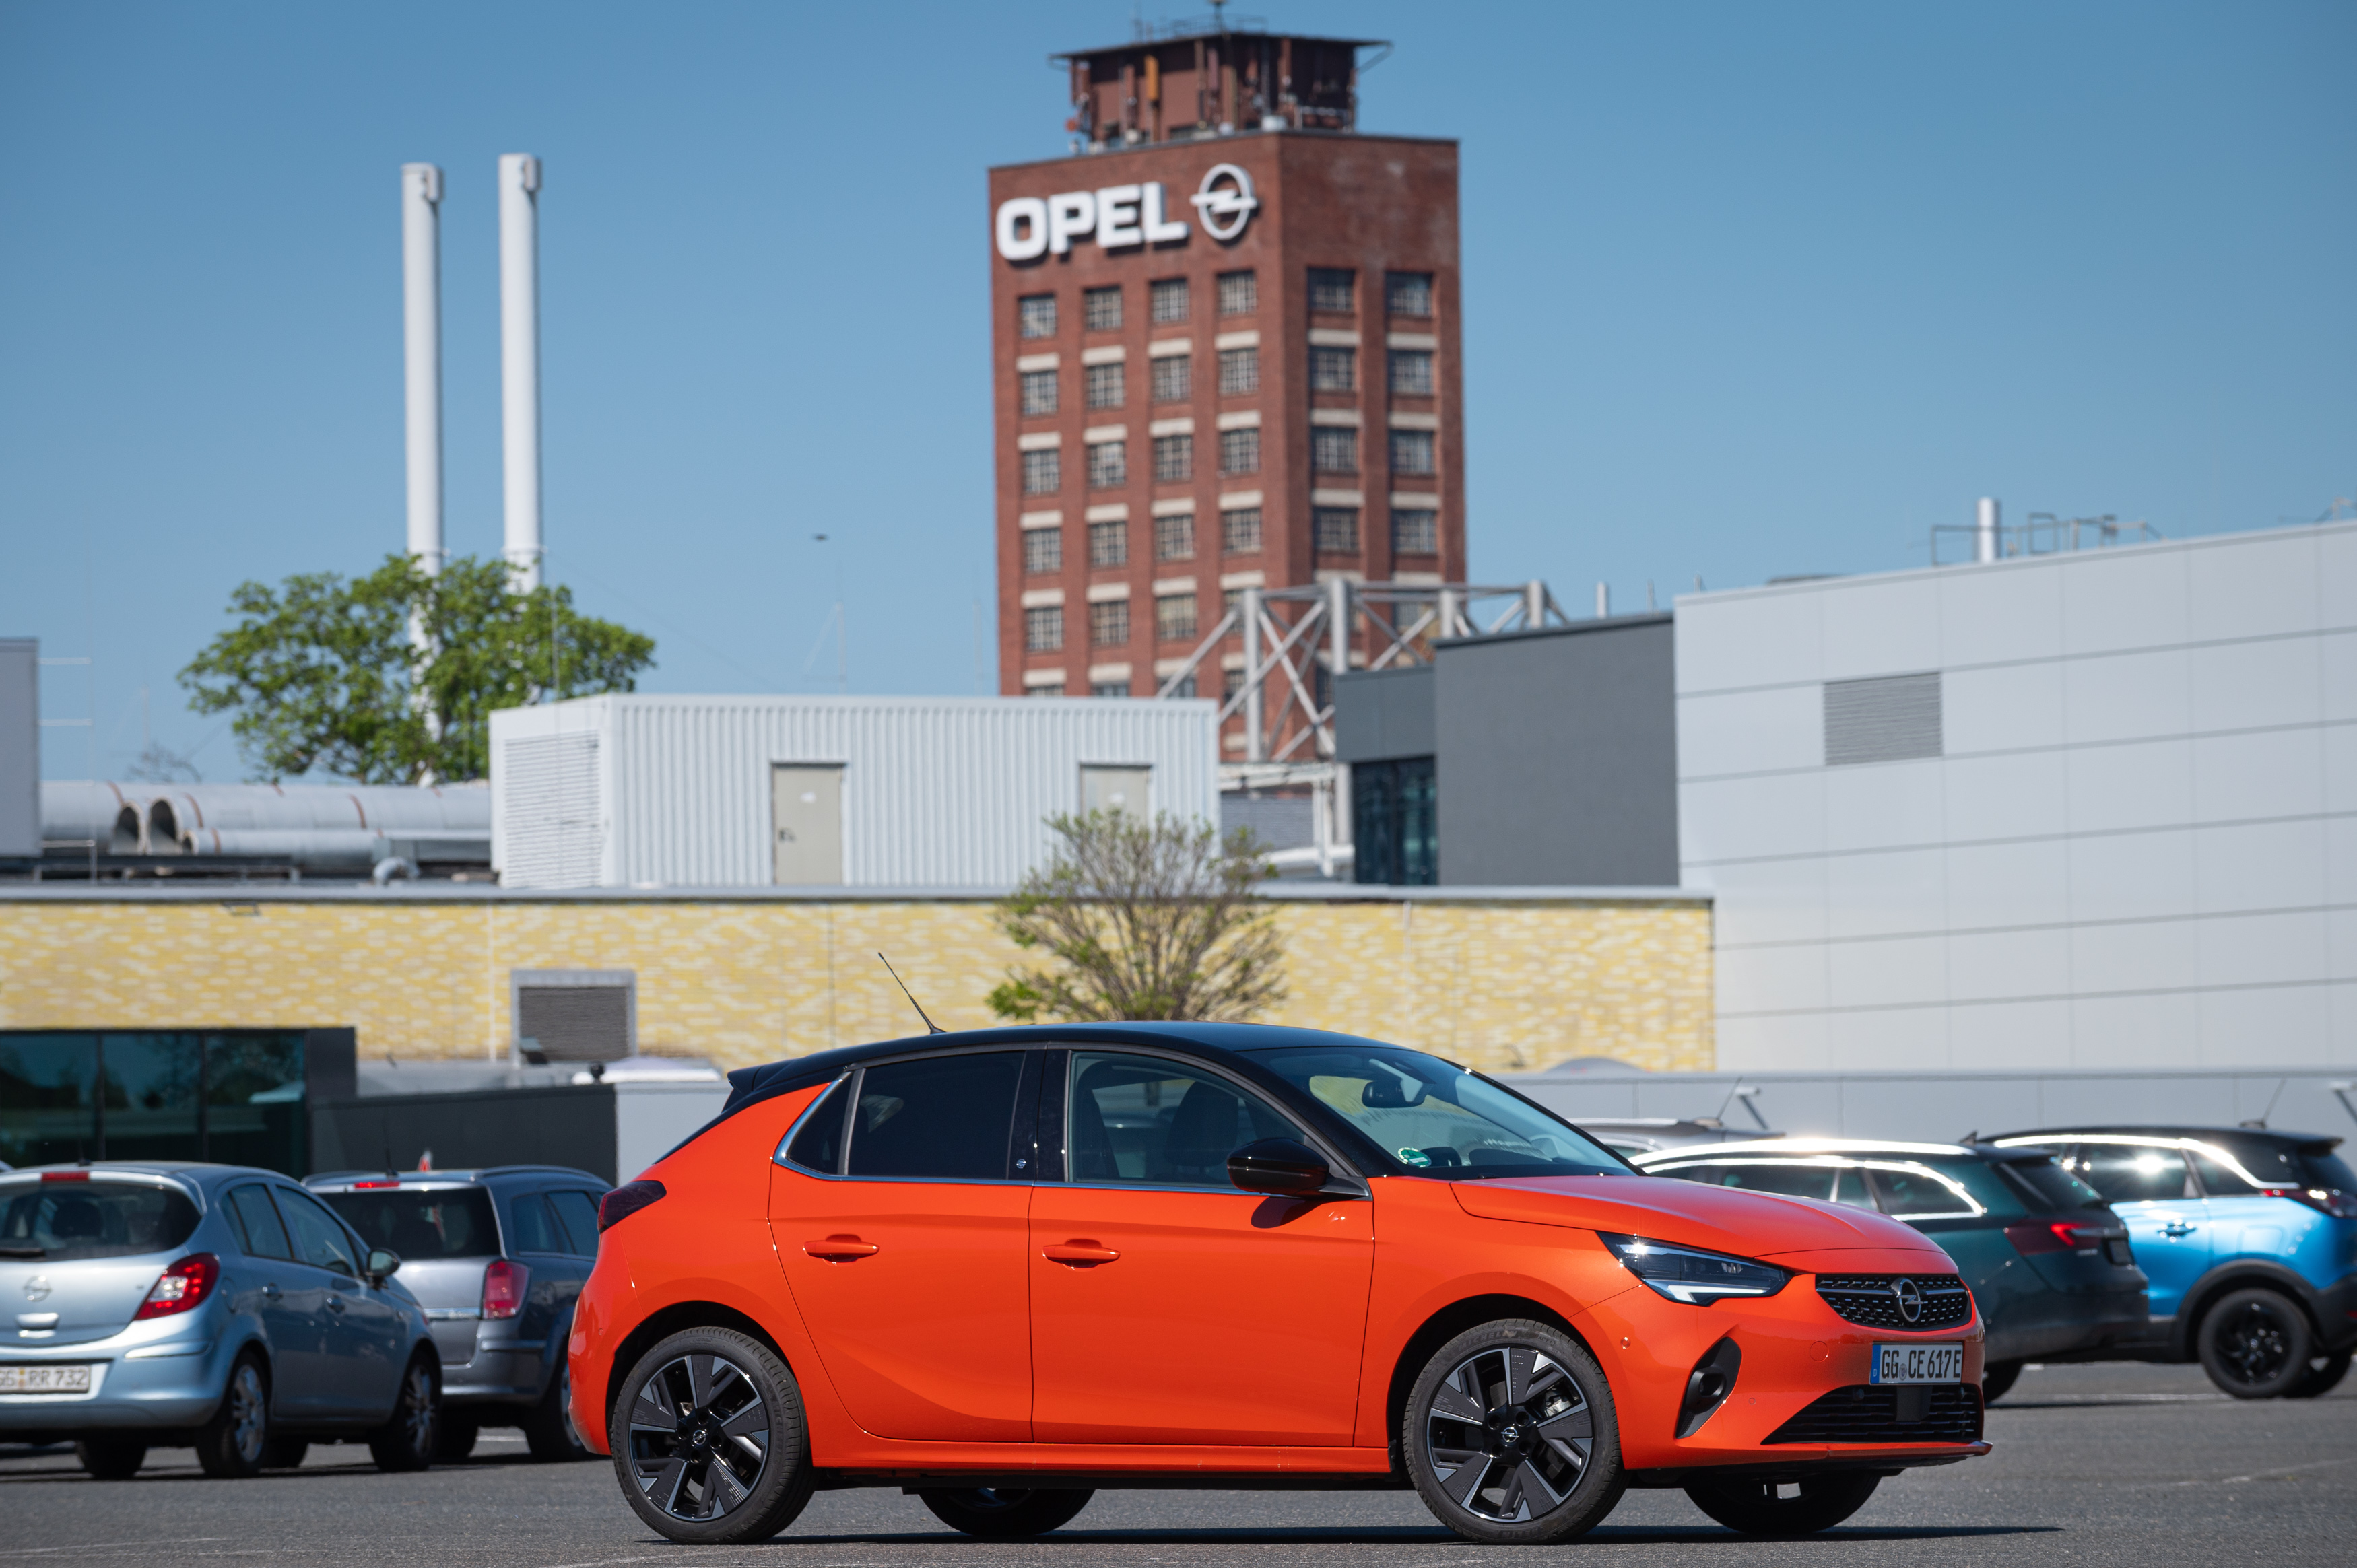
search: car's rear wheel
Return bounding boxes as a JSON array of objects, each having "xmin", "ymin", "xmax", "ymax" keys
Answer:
[
  {"xmin": 1403, "ymin": 1318, "xmax": 1625, "ymax": 1545},
  {"xmin": 611, "ymin": 1326, "xmax": 813, "ymax": 1544},
  {"xmin": 2284, "ymin": 1350, "xmax": 2351, "ymax": 1400},
  {"xmin": 262, "ymin": 1437, "xmax": 308, "ymax": 1469},
  {"xmin": 195, "ymin": 1354, "xmax": 271, "ymax": 1479},
  {"xmin": 524, "ymin": 1359, "xmax": 591, "ymax": 1461},
  {"xmin": 434, "ymin": 1414, "xmax": 479, "ymax": 1462},
  {"xmin": 1981, "ymin": 1361, "xmax": 2024, "ymax": 1404},
  {"xmin": 368, "ymin": 1356, "xmax": 439, "ymax": 1471},
  {"xmin": 75, "ymin": 1435, "xmax": 147, "ymax": 1480},
  {"xmin": 1685, "ymin": 1471, "xmax": 1882, "ymax": 1536},
  {"xmin": 917, "ymin": 1487, "xmax": 1094, "ymax": 1538},
  {"xmin": 2197, "ymin": 1287, "xmax": 2314, "ymax": 1399}
]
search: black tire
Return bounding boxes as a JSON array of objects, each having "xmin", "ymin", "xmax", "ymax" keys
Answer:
[
  {"xmin": 917, "ymin": 1487, "xmax": 1094, "ymax": 1538},
  {"xmin": 610, "ymin": 1326, "xmax": 813, "ymax": 1544},
  {"xmin": 1686, "ymin": 1471, "xmax": 1881, "ymax": 1536},
  {"xmin": 1402, "ymin": 1318, "xmax": 1625, "ymax": 1545},
  {"xmin": 2197, "ymin": 1287, "xmax": 2315, "ymax": 1399},
  {"xmin": 524, "ymin": 1359, "xmax": 591, "ymax": 1461},
  {"xmin": 75, "ymin": 1435, "xmax": 147, "ymax": 1480},
  {"xmin": 194, "ymin": 1353, "xmax": 271, "ymax": 1479},
  {"xmin": 434, "ymin": 1414, "xmax": 479, "ymax": 1462},
  {"xmin": 367, "ymin": 1355, "xmax": 439, "ymax": 1472},
  {"xmin": 262, "ymin": 1437, "xmax": 309, "ymax": 1469},
  {"xmin": 1981, "ymin": 1361, "xmax": 2024, "ymax": 1404},
  {"xmin": 2284, "ymin": 1350, "xmax": 2352, "ymax": 1400}
]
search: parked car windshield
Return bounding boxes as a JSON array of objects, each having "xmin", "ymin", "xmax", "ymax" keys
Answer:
[
  {"xmin": 0, "ymin": 1180, "xmax": 199, "ymax": 1260},
  {"xmin": 323, "ymin": 1188, "xmax": 500, "ymax": 1259},
  {"xmin": 1993, "ymin": 1155, "xmax": 2108, "ymax": 1213},
  {"xmin": 1252, "ymin": 1044, "xmax": 1626, "ymax": 1178}
]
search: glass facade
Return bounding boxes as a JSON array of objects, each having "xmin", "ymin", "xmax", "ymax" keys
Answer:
[
  {"xmin": 0, "ymin": 1031, "xmax": 310, "ymax": 1175},
  {"xmin": 1352, "ymin": 759, "xmax": 1438, "ymax": 886}
]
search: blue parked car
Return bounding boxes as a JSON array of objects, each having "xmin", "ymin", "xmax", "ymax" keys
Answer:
[{"xmin": 1986, "ymin": 1126, "xmax": 2357, "ymax": 1398}]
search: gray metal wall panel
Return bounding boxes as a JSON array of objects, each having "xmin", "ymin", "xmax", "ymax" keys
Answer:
[
  {"xmin": 1434, "ymin": 616, "xmax": 1679, "ymax": 887},
  {"xmin": 1333, "ymin": 664, "xmax": 1436, "ymax": 763},
  {"xmin": 0, "ymin": 640, "xmax": 36, "ymax": 857}
]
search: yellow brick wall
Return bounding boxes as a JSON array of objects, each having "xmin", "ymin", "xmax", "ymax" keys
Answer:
[{"xmin": 0, "ymin": 895, "xmax": 1713, "ymax": 1075}]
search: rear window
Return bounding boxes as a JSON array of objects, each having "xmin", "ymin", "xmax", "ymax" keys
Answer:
[
  {"xmin": 323, "ymin": 1188, "xmax": 500, "ymax": 1260},
  {"xmin": 1994, "ymin": 1156, "xmax": 2106, "ymax": 1213},
  {"xmin": 0, "ymin": 1180, "xmax": 200, "ymax": 1260},
  {"xmin": 2205, "ymin": 1138, "xmax": 2357, "ymax": 1195}
]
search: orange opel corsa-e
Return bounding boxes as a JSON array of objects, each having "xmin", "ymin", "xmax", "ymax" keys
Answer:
[{"xmin": 570, "ymin": 1025, "xmax": 1989, "ymax": 1545}]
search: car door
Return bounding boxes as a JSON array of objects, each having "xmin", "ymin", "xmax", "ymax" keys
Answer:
[
  {"xmin": 1030, "ymin": 1048, "xmax": 1374, "ymax": 1446},
  {"xmin": 2064, "ymin": 1141, "xmax": 2210, "ymax": 1323},
  {"xmin": 222, "ymin": 1182, "xmax": 332, "ymax": 1419},
  {"xmin": 768, "ymin": 1050, "xmax": 1035, "ymax": 1441},
  {"xmin": 506, "ymin": 1190, "xmax": 588, "ymax": 1389},
  {"xmin": 275, "ymin": 1186, "xmax": 405, "ymax": 1419}
]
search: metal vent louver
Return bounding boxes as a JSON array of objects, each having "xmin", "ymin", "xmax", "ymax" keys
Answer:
[
  {"xmin": 1824, "ymin": 673, "xmax": 1942, "ymax": 765},
  {"xmin": 501, "ymin": 732, "xmax": 602, "ymax": 888}
]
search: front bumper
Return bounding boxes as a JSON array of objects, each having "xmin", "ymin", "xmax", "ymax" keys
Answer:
[{"xmin": 0, "ymin": 1306, "xmax": 245, "ymax": 1437}]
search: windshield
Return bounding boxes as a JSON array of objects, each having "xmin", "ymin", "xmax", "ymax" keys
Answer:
[
  {"xmin": 322, "ymin": 1188, "xmax": 500, "ymax": 1260},
  {"xmin": 1253, "ymin": 1044, "xmax": 1626, "ymax": 1178},
  {"xmin": 0, "ymin": 1180, "xmax": 200, "ymax": 1260}
]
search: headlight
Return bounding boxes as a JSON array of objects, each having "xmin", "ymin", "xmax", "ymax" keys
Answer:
[{"xmin": 1598, "ymin": 1232, "xmax": 1789, "ymax": 1303}]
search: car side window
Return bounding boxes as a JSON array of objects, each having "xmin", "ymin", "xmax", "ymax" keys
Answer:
[
  {"xmin": 224, "ymin": 1184, "xmax": 294, "ymax": 1261},
  {"xmin": 508, "ymin": 1192, "xmax": 565, "ymax": 1253},
  {"xmin": 1829, "ymin": 1166, "xmax": 1877, "ymax": 1208},
  {"xmin": 275, "ymin": 1188, "xmax": 360, "ymax": 1276},
  {"xmin": 846, "ymin": 1052, "xmax": 1028, "ymax": 1181},
  {"xmin": 1708, "ymin": 1162, "xmax": 1836, "ymax": 1201},
  {"xmin": 783, "ymin": 1077, "xmax": 852, "ymax": 1174},
  {"xmin": 1865, "ymin": 1165, "xmax": 1977, "ymax": 1218},
  {"xmin": 1067, "ymin": 1052, "xmax": 1298, "ymax": 1187},
  {"xmin": 2187, "ymin": 1149, "xmax": 2260, "ymax": 1196},
  {"xmin": 548, "ymin": 1190, "xmax": 602, "ymax": 1256},
  {"xmin": 2073, "ymin": 1143, "xmax": 2197, "ymax": 1202}
]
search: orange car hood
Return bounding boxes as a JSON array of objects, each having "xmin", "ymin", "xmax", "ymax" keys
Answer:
[{"xmin": 1450, "ymin": 1174, "xmax": 1937, "ymax": 1260}]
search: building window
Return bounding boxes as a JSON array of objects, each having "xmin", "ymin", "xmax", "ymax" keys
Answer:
[
  {"xmin": 1308, "ymin": 267, "xmax": 1356, "ymax": 313},
  {"xmin": 1020, "ymin": 294, "xmax": 1057, "ymax": 339},
  {"xmin": 1221, "ymin": 506, "xmax": 1263, "ymax": 553},
  {"xmin": 1222, "ymin": 662, "xmax": 1247, "ymax": 699},
  {"xmin": 1020, "ymin": 368, "xmax": 1057, "ymax": 415},
  {"xmin": 1166, "ymin": 672, "xmax": 1198, "ymax": 699},
  {"xmin": 1312, "ymin": 427, "xmax": 1358, "ymax": 473},
  {"xmin": 1387, "ymin": 272, "xmax": 1434, "ymax": 317},
  {"xmin": 1392, "ymin": 508, "xmax": 1438, "ymax": 555},
  {"xmin": 1022, "ymin": 527, "xmax": 1062, "ymax": 574},
  {"xmin": 1028, "ymin": 680, "xmax": 1066, "ymax": 697},
  {"xmin": 1091, "ymin": 679, "xmax": 1131, "ymax": 697},
  {"xmin": 1218, "ymin": 346, "xmax": 1259, "ymax": 395},
  {"xmin": 1151, "ymin": 353, "xmax": 1191, "ymax": 403},
  {"xmin": 1084, "ymin": 361, "xmax": 1124, "ymax": 409},
  {"xmin": 1217, "ymin": 269, "xmax": 1256, "ymax": 315},
  {"xmin": 1389, "ymin": 428, "xmax": 1436, "ymax": 475},
  {"xmin": 1022, "ymin": 448, "xmax": 1061, "ymax": 494},
  {"xmin": 1352, "ymin": 757, "xmax": 1437, "ymax": 885},
  {"xmin": 1084, "ymin": 285, "xmax": 1122, "ymax": 332},
  {"xmin": 1152, "ymin": 433, "xmax": 1193, "ymax": 482},
  {"xmin": 1150, "ymin": 277, "xmax": 1189, "ymax": 323},
  {"xmin": 1087, "ymin": 440, "xmax": 1126, "ymax": 488},
  {"xmin": 1155, "ymin": 512, "xmax": 1195, "ymax": 560},
  {"xmin": 1219, "ymin": 428, "xmax": 1260, "ymax": 475},
  {"xmin": 1088, "ymin": 518, "xmax": 1127, "ymax": 567},
  {"xmin": 1090, "ymin": 599, "xmax": 1130, "ymax": 646},
  {"xmin": 1389, "ymin": 349, "xmax": 1434, "ymax": 395},
  {"xmin": 1310, "ymin": 345, "xmax": 1356, "ymax": 392},
  {"xmin": 1313, "ymin": 507, "xmax": 1360, "ymax": 553},
  {"xmin": 1025, "ymin": 605, "xmax": 1063, "ymax": 652},
  {"xmin": 1222, "ymin": 587, "xmax": 1251, "ymax": 623},
  {"xmin": 1156, "ymin": 592, "xmax": 1199, "ymax": 641}
]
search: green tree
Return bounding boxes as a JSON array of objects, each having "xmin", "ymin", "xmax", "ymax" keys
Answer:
[
  {"xmin": 180, "ymin": 553, "xmax": 655, "ymax": 784},
  {"xmin": 987, "ymin": 810, "xmax": 1286, "ymax": 1023}
]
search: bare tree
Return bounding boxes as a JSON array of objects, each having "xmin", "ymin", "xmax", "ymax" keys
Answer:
[{"xmin": 987, "ymin": 811, "xmax": 1286, "ymax": 1023}]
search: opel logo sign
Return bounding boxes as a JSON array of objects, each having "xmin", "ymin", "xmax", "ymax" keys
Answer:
[
  {"xmin": 1893, "ymin": 1278, "xmax": 1923, "ymax": 1324},
  {"xmin": 22, "ymin": 1274, "xmax": 51, "ymax": 1303},
  {"xmin": 1191, "ymin": 163, "xmax": 1259, "ymax": 242}
]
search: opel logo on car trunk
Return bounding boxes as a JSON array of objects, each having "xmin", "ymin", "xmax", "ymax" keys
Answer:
[
  {"xmin": 1893, "ymin": 1278, "xmax": 1923, "ymax": 1324},
  {"xmin": 22, "ymin": 1275, "xmax": 49, "ymax": 1303}
]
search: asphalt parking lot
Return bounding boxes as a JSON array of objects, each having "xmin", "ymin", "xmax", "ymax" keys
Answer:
[{"xmin": 6, "ymin": 1363, "xmax": 2352, "ymax": 1566}]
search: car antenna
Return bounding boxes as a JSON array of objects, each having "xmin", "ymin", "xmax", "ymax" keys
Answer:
[
  {"xmin": 877, "ymin": 953, "xmax": 944, "ymax": 1035},
  {"xmin": 2239, "ymin": 1077, "xmax": 2288, "ymax": 1130}
]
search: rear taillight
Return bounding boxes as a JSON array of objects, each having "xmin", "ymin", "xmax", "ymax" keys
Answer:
[
  {"xmin": 599, "ymin": 1180, "xmax": 666, "ymax": 1233},
  {"xmin": 2263, "ymin": 1186, "xmax": 2357, "ymax": 1219},
  {"xmin": 41, "ymin": 1171, "xmax": 91, "ymax": 1183},
  {"xmin": 135, "ymin": 1253, "xmax": 220, "ymax": 1320},
  {"xmin": 352, "ymin": 1180, "xmax": 401, "ymax": 1189},
  {"xmin": 2005, "ymin": 1221, "xmax": 2108, "ymax": 1256},
  {"xmin": 482, "ymin": 1258, "xmax": 529, "ymax": 1319}
]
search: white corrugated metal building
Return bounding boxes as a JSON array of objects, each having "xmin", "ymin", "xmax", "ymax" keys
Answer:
[{"xmin": 490, "ymin": 694, "xmax": 1221, "ymax": 889}]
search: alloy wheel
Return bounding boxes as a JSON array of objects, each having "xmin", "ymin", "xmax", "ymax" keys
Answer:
[
  {"xmin": 626, "ymin": 1353, "xmax": 771, "ymax": 1521},
  {"xmin": 1422, "ymin": 1344, "xmax": 1595, "ymax": 1523},
  {"xmin": 2216, "ymin": 1300, "xmax": 2294, "ymax": 1386},
  {"xmin": 396, "ymin": 1363, "xmax": 434, "ymax": 1452},
  {"xmin": 227, "ymin": 1362, "xmax": 267, "ymax": 1466}
]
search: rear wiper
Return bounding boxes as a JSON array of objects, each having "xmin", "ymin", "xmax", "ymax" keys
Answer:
[{"xmin": 0, "ymin": 1246, "xmax": 45, "ymax": 1259}]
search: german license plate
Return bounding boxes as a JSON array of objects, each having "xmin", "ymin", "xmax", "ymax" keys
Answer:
[
  {"xmin": 0, "ymin": 1364, "xmax": 93, "ymax": 1394},
  {"xmin": 1868, "ymin": 1343, "xmax": 1962, "ymax": 1385}
]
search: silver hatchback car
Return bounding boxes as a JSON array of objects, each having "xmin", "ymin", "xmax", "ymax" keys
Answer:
[{"xmin": 0, "ymin": 1163, "xmax": 440, "ymax": 1480}]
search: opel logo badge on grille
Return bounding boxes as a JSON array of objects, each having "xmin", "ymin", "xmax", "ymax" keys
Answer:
[
  {"xmin": 22, "ymin": 1275, "xmax": 50, "ymax": 1303},
  {"xmin": 1893, "ymin": 1277, "xmax": 1923, "ymax": 1324}
]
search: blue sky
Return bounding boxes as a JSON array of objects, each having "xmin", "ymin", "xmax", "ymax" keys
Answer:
[{"xmin": 3, "ymin": 1, "xmax": 2350, "ymax": 780}]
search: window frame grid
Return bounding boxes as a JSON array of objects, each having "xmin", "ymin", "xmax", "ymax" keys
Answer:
[
  {"xmin": 1152, "ymin": 433, "xmax": 1194, "ymax": 483},
  {"xmin": 1084, "ymin": 285, "xmax": 1123, "ymax": 333},
  {"xmin": 1022, "ymin": 527, "xmax": 1063, "ymax": 574},
  {"xmin": 1218, "ymin": 427, "xmax": 1261, "ymax": 476},
  {"xmin": 1311, "ymin": 426, "xmax": 1359, "ymax": 474},
  {"xmin": 1019, "ymin": 294, "xmax": 1057, "ymax": 339},
  {"xmin": 1150, "ymin": 277, "xmax": 1190, "ymax": 324},
  {"xmin": 1154, "ymin": 512, "xmax": 1196, "ymax": 561},
  {"xmin": 1020, "ymin": 368, "xmax": 1058, "ymax": 416},
  {"xmin": 1088, "ymin": 599, "xmax": 1131, "ymax": 648},
  {"xmin": 1086, "ymin": 440, "xmax": 1127, "ymax": 489},
  {"xmin": 1022, "ymin": 448, "xmax": 1061, "ymax": 495},
  {"xmin": 1088, "ymin": 518, "xmax": 1129, "ymax": 568}
]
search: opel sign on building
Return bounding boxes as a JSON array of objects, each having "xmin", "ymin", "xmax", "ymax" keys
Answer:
[{"xmin": 994, "ymin": 164, "xmax": 1259, "ymax": 259}]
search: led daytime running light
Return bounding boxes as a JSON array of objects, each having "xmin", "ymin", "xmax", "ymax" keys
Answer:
[{"xmin": 1598, "ymin": 1232, "xmax": 1789, "ymax": 1304}]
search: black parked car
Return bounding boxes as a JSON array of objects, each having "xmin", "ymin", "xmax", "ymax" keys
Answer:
[
  {"xmin": 1634, "ymin": 1137, "xmax": 2148, "ymax": 1402},
  {"xmin": 307, "ymin": 1166, "xmax": 607, "ymax": 1460}
]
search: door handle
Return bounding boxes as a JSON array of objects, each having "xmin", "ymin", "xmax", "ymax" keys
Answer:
[
  {"xmin": 261, "ymin": 1283, "xmax": 281, "ymax": 1299},
  {"xmin": 802, "ymin": 1237, "xmax": 881, "ymax": 1261},
  {"xmin": 325, "ymin": 1295, "xmax": 345, "ymax": 1314},
  {"xmin": 2162, "ymin": 1223, "xmax": 2197, "ymax": 1237},
  {"xmin": 1042, "ymin": 1241, "xmax": 1121, "ymax": 1266}
]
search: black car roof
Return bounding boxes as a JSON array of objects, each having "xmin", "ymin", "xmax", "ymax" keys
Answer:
[{"xmin": 1989, "ymin": 1125, "xmax": 2343, "ymax": 1152}]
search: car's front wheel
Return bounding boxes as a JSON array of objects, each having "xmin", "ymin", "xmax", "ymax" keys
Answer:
[
  {"xmin": 611, "ymin": 1326, "xmax": 813, "ymax": 1544},
  {"xmin": 1981, "ymin": 1361, "xmax": 2024, "ymax": 1404},
  {"xmin": 368, "ymin": 1355, "xmax": 439, "ymax": 1471},
  {"xmin": 1685, "ymin": 1471, "xmax": 1882, "ymax": 1536},
  {"xmin": 2198, "ymin": 1287, "xmax": 2315, "ymax": 1399},
  {"xmin": 1403, "ymin": 1318, "xmax": 1626, "ymax": 1545},
  {"xmin": 917, "ymin": 1487, "xmax": 1094, "ymax": 1538}
]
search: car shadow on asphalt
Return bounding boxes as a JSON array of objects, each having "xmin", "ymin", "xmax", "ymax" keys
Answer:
[{"xmin": 742, "ymin": 1525, "xmax": 2063, "ymax": 1547}]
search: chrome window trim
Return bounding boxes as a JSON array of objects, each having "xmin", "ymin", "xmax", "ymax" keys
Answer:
[{"xmin": 771, "ymin": 1072, "xmax": 855, "ymax": 1178}]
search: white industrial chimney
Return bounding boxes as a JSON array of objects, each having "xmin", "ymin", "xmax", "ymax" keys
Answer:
[
  {"xmin": 500, "ymin": 154, "xmax": 543, "ymax": 590},
  {"xmin": 1976, "ymin": 497, "xmax": 2000, "ymax": 564},
  {"xmin": 401, "ymin": 164, "xmax": 444, "ymax": 576}
]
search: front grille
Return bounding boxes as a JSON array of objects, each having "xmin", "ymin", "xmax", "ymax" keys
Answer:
[
  {"xmin": 1815, "ymin": 1274, "xmax": 1972, "ymax": 1330},
  {"xmin": 1765, "ymin": 1384, "xmax": 1983, "ymax": 1445}
]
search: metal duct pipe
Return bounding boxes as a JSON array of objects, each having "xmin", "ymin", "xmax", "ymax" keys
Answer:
[
  {"xmin": 1977, "ymin": 497, "xmax": 2000, "ymax": 564},
  {"xmin": 499, "ymin": 154, "xmax": 543, "ymax": 590},
  {"xmin": 401, "ymin": 163, "xmax": 444, "ymax": 578},
  {"xmin": 1241, "ymin": 586, "xmax": 1265, "ymax": 763}
]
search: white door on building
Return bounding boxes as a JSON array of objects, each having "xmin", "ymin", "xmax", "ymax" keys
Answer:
[
  {"xmin": 1080, "ymin": 765, "xmax": 1152, "ymax": 821},
  {"xmin": 772, "ymin": 764, "xmax": 844, "ymax": 885}
]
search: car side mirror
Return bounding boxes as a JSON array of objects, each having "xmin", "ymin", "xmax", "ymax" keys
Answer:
[
  {"xmin": 364, "ymin": 1248, "xmax": 401, "ymax": 1285},
  {"xmin": 1228, "ymin": 1138, "xmax": 1331, "ymax": 1197}
]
